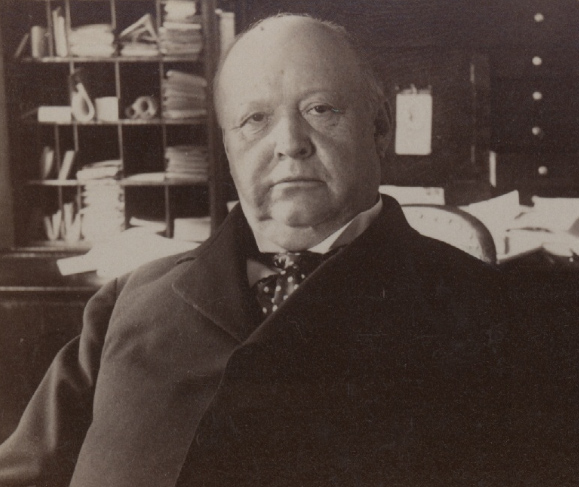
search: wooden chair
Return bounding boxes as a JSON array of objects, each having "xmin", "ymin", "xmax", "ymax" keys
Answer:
[{"xmin": 401, "ymin": 204, "xmax": 497, "ymax": 264}]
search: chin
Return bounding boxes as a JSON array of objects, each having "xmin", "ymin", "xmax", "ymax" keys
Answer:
[{"xmin": 271, "ymin": 201, "xmax": 333, "ymax": 229}]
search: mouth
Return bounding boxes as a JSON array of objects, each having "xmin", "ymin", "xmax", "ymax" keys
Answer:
[{"xmin": 273, "ymin": 177, "xmax": 323, "ymax": 188}]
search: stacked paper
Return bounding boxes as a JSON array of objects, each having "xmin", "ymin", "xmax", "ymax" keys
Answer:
[
  {"xmin": 165, "ymin": 145, "xmax": 208, "ymax": 182},
  {"xmin": 79, "ymin": 160, "xmax": 125, "ymax": 241},
  {"xmin": 160, "ymin": 1, "xmax": 203, "ymax": 57},
  {"xmin": 57, "ymin": 228, "xmax": 197, "ymax": 278},
  {"xmin": 379, "ymin": 185, "xmax": 445, "ymax": 205},
  {"xmin": 69, "ymin": 24, "xmax": 116, "ymax": 57},
  {"xmin": 119, "ymin": 14, "xmax": 160, "ymax": 57},
  {"xmin": 461, "ymin": 191, "xmax": 579, "ymax": 261},
  {"xmin": 129, "ymin": 216, "xmax": 167, "ymax": 234},
  {"xmin": 162, "ymin": 70, "xmax": 207, "ymax": 119},
  {"xmin": 76, "ymin": 159, "xmax": 122, "ymax": 181},
  {"xmin": 173, "ymin": 216, "xmax": 211, "ymax": 242}
]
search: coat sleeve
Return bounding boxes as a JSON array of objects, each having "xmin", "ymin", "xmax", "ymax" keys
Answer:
[{"xmin": 0, "ymin": 277, "xmax": 121, "ymax": 487}]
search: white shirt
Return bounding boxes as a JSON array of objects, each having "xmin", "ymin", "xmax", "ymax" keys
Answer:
[{"xmin": 247, "ymin": 197, "xmax": 383, "ymax": 287}]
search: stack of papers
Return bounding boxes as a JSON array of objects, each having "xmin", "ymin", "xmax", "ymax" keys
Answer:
[
  {"xmin": 129, "ymin": 216, "xmax": 167, "ymax": 234},
  {"xmin": 461, "ymin": 191, "xmax": 579, "ymax": 262},
  {"xmin": 160, "ymin": 1, "xmax": 203, "ymax": 57},
  {"xmin": 123, "ymin": 172, "xmax": 166, "ymax": 183},
  {"xmin": 119, "ymin": 13, "xmax": 160, "ymax": 57},
  {"xmin": 57, "ymin": 228, "xmax": 197, "ymax": 279},
  {"xmin": 80, "ymin": 170, "xmax": 125, "ymax": 241},
  {"xmin": 162, "ymin": 70, "xmax": 207, "ymax": 119},
  {"xmin": 173, "ymin": 216, "xmax": 211, "ymax": 242},
  {"xmin": 165, "ymin": 145, "xmax": 208, "ymax": 181},
  {"xmin": 379, "ymin": 185, "xmax": 445, "ymax": 205},
  {"xmin": 76, "ymin": 159, "xmax": 122, "ymax": 181},
  {"xmin": 69, "ymin": 24, "xmax": 116, "ymax": 57}
]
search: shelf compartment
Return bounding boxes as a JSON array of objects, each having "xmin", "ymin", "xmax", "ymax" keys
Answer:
[
  {"xmin": 121, "ymin": 178, "xmax": 208, "ymax": 186},
  {"xmin": 20, "ymin": 55, "xmax": 203, "ymax": 63},
  {"xmin": 27, "ymin": 178, "xmax": 208, "ymax": 186}
]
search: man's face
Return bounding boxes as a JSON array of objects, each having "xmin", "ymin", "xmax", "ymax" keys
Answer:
[{"xmin": 217, "ymin": 18, "xmax": 384, "ymax": 249}]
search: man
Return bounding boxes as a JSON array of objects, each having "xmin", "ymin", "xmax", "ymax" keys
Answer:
[{"xmin": 0, "ymin": 13, "xmax": 570, "ymax": 487}]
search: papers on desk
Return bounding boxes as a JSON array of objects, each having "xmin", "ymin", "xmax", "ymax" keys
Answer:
[
  {"xmin": 461, "ymin": 191, "xmax": 521, "ymax": 257},
  {"xmin": 173, "ymin": 216, "xmax": 211, "ymax": 242},
  {"xmin": 508, "ymin": 196, "xmax": 579, "ymax": 259},
  {"xmin": 379, "ymin": 185, "xmax": 445, "ymax": 205},
  {"xmin": 461, "ymin": 191, "xmax": 579, "ymax": 262},
  {"xmin": 57, "ymin": 228, "xmax": 198, "ymax": 278}
]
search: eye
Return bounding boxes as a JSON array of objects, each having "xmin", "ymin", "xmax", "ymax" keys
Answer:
[
  {"xmin": 312, "ymin": 105, "xmax": 331, "ymax": 114},
  {"xmin": 242, "ymin": 112, "xmax": 267, "ymax": 126},
  {"xmin": 309, "ymin": 104, "xmax": 332, "ymax": 114},
  {"xmin": 306, "ymin": 104, "xmax": 343, "ymax": 117}
]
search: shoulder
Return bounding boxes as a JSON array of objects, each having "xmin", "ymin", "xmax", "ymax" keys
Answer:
[{"xmin": 409, "ymin": 231, "xmax": 507, "ymax": 302}]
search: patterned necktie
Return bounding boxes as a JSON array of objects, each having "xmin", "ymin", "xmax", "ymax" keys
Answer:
[{"xmin": 254, "ymin": 250, "xmax": 337, "ymax": 318}]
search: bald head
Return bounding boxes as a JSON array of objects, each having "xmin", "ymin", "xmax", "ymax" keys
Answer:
[{"xmin": 214, "ymin": 15, "xmax": 385, "ymax": 127}]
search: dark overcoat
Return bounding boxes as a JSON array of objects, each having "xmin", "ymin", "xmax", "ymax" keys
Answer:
[{"xmin": 0, "ymin": 196, "xmax": 572, "ymax": 486}]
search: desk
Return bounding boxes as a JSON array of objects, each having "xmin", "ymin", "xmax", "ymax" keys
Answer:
[
  {"xmin": 0, "ymin": 251, "xmax": 105, "ymax": 442},
  {"xmin": 0, "ymin": 251, "xmax": 105, "ymax": 295}
]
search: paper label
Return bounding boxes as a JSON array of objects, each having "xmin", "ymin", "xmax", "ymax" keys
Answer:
[{"xmin": 395, "ymin": 92, "xmax": 433, "ymax": 155}]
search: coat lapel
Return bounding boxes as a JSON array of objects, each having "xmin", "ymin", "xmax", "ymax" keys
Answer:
[
  {"xmin": 171, "ymin": 206, "xmax": 260, "ymax": 343},
  {"xmin": 244, "ymin": 196, "xmax": 423, "ymax": 347}
]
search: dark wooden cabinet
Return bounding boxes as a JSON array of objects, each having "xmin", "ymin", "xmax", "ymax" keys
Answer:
[
  {"xmin": 239, "ymin": 0, "xmax": 579, "ymax": 202},
  {"xmin": 485, "ymin": 0, "xmax": 579, "ymax": 198},
  {"xmin": 0, "ymin": 298, "xmax": 87, "ymax": 441},
  {"xmin": 0, "ymin": 252, "xmax": 103, "ymax": 442}
]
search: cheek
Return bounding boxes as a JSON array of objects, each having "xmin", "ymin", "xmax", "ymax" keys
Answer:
[
  {"xmin": 226, "ymin": 138, "xmax": 271, "ymax": 202},
  {"xmin": 317, "ymin": 124, "xmax": 379, "ymax": 189}
]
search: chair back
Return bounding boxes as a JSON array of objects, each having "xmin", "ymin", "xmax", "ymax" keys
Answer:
[{"xmin": 401, "ymin": 204, "xmax": 497, "ymax": 264}]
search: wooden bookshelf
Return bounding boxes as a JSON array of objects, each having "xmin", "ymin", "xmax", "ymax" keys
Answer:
[{"xmin": 1, "ymin": 0, "xmax": 230, "ymax": 249}]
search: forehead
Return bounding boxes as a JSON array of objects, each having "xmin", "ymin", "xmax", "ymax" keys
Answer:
[{"xmin": 216, "ymin": 18, "xmax": 364, "ymax": 114}]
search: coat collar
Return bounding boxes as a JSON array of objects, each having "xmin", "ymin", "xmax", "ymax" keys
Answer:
[
  {"xmin": 171, "ymin": 196, "xmax": 421, "ymax": 345},
  {"xmin": 171, "ymin": 205, "xmax": 261, "ymax": 343}
]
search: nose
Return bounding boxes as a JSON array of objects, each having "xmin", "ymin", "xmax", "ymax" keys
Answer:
[{"xmin": 272, "ymin": 112, "xmax": 314, "ymax": 160}]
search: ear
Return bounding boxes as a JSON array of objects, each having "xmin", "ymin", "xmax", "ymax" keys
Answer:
[
  {"xmin": 373, "ymin": 100, "xmax": 392, "ymax": 159},
  {"xmin": 222, "ymin": 128, "xmax": 231, "ymax": 160}
]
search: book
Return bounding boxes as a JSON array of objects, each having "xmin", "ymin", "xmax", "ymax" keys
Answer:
[
  {"xmin": 58, "ymin": 150, "xmax": 76, "ymax": 180},
  {"xmin": 37, "ymin": 106, "xmax": 72, "ymax": 123},
  {"xmin": 43, "ymin": 210, "xmax": 62, "ymax": 241},
  {"xmin": 39, "ymin": 146, "xmax": 55, "ymax": 179},
  {"xmin": 13, "ymin": 33, "xmax": 29, "ymax": 59}
]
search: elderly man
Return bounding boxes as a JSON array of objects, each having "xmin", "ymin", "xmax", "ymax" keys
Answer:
[{"xmin": 0, "ymin": 13, "xmax": 542, "ymax": 487}]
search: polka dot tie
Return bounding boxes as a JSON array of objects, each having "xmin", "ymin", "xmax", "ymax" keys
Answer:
[{"xmin": 254, "ymin": 251, "xmax": 330, "ymax": 318}]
